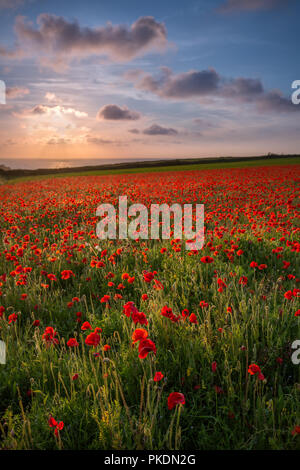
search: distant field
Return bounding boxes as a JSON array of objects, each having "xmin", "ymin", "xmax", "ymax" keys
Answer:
[{"xmin": 5, "ymin": 156, "xmax": 300, "ymax": 183}]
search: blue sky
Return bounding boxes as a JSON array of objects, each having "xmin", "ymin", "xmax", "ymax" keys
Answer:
[{"xmin": 0, "ymin": 0, "xmax": 299, "ymax": 162}]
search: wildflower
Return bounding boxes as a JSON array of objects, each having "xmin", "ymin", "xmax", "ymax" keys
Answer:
[
  {"xmin": 284, "ymin": 290, "xmax": 293, "ymax": 300},
  {"xmin": 154, "ymin": 372, "xmax": 164, "ymax": 382},
  {"xmin": 42, "ymin": 326, "xmax": 59, "ymax": 345},
  {"xmin": 81, "ymin": 321, "xmax": 92, "ymax": 331},
  {"xmin": 61, "ymin": 270, "xmax": 75, "ymax": 280},
  {"xmin": 161, "ymin": 305, "xmax": 181, "ymax": 323},
  {"xmin": 167, "ymin": 392, "xmax": 185, "ymax": 410},
  {"xmin": 248, "ymin": 364, "xmax": 265, "ymax": 380},
  {"xmin": 200, "ymin": 256, "xmax": 214, "ymax": 263},
  {"xmin": 181, "ymin": 308, "xmax": 189, "ymax": 318},
  {"xmin": 138, "ymin": 338, "xmax": 156, "ymax": 359},
  {"xmin": 8, "ymin": 313, "xmax": 18, "ymax": 323},
  {"xmin": 189, "ymin": 313, "xmax": 198, "ymax": 324},
  {"xmin": 48, "ymin": 416, "xmax": 64, "ymax": 437},
  {"xmin": 100, "ymin": 295, "xmax": 110, "ymax": 303},
  {"xmin": 132, "ymin": 328, "xmax": 148, "ymax": 344},
  {"xmin": 143, "ymin": 271, "xmax": 155, "ymax": 283},
  {"xmin": 239, "ymin": 276, "xmax": 248, "ymax": 286},
  {"xmin": 67, "ymin": 338, "xmax": 79, "ymax": 348},
  {"xmin": 131, "ymin": 310, "xmax": 148, "ymax": 326},
  {"xmin": 85, "ymin": 331, "xmax": 100, "ymax": 347},
  {"xmin": 291, "ymin": 426, "xmax": 300, "ymax": 436}
]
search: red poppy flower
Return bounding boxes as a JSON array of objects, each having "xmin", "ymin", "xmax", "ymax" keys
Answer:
[
  {"xmin": 8, "ymin": 313, "xmax": 18, "ymax": 323},
  {"xmin": 81, "ymin": 321, "xmax": 92, "ymax": 331},
  {"xmin": 200, "ymin": 256, "xmax": 214, "ymax": 263},
  {"xmin": 161, "ymin": 305, "xmax": 181, "ymax": 323},
  {"xmin": 131, "ymin": 310, "xmax": 149, "ymax": 326},
  {"xmin": 42, "ymin": 326, "xmax": 59, "ymax": 345},
  {"xmin": 167, "ymin": 392, "xmax": 185, "ymax": 410},
  {"xmin": 248, "ymin": 363, "xmax": 265, "ymax": 380},
  {"xmin": 85, "ymin": 331, "xmax": 100, "ymax": 347},
  {"xmin": 248, "ymin": 364, "xmax": 261, "ymax": 375},
  {"xmin": 189, "ymin": 313, "xmax": 198, "ymax": 324},
  {"xmin": 291, "ymin": 426, "xmax": 300, "ymax": 436},
  {"xmin": 143, "ymin": 271, "xmax": 155, "ymax": 283},
  {"xmin": 61, "ymin": 270, "xmax": 75, "ymax": 280},
  {"xmin": 67, "ymin": 338, "xmax": 79, "ymax": 347},
  {"xmin": 132, "ymin": 328, "xmax": 148, "ymax": 344},
  {"xmin": 138, "ymin": 338, "xmax": 156, "ymax": 359},
  {"xmin": 48, "ymin": 416, "xmax": 64, "ymax": 436},
  {"xmin": 154, "ymin": 372, "xmax": 164, "ymax": 382},
  {"xmin": 284, "ymin": 290, "xmax": 293, "ymax": 300},
  {"xmin": 239, "ymin": 276, "xmax": 248, "ymax": 286}
]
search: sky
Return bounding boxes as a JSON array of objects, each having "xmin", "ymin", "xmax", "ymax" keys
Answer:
[{"xmin": 0, "ymin": 0, "xmax": 299, "ymax": 165}]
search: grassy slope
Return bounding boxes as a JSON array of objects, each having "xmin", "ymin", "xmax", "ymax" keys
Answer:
[{"xmin": 7, "ymin": 156, "xmax": 300, "ymax": 183}]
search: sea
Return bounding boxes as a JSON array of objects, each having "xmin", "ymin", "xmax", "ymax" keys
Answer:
[{"xmin": 0, "ymin": 158, "xmax": 165, "ymax": 171}]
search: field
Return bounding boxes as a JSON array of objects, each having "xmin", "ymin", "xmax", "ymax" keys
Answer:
[{"xmin": 0, "ymin": 162, "xmax": 299, "ymax": 450}]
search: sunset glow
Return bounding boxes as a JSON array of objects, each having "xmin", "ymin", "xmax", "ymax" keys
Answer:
[{"xmin": 0, "ymin": 0, "xmax": 299, "ymax": 166}]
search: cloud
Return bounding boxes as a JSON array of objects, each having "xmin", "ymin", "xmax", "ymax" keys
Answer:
[
  {"xmin": 47, "ymin": 137, "xmax": 69, "ymax": 145},
  {"xmin": 6, "ymin": 87, "xmax": 29, "ymax": 99},
  {"xmin": 15, "ymin": 104, "xmax": 88, "ymax": 118},
  {"xmin": 45, "ymin": 92, "xmax": 62, "ymax": 103},
  {"xmin": 256, "ymin": 90, "xmax": 300, "ymax": 112},
  {"xmin": 0, "ymin": 0, "xmax": 25, "ymax": 9},
  {"xmin": 0, "ymin": 14, "xmax": 168, "ymax": 69},
  {"xmin": 137, "ymin": 67, "xmax": 220, "ymax": 98},
  {"xmin": 97, "ymin": 104, "xmax": 141, "ymax": 120},
  {"xmin": 128, "ymin": 67, "xmax": 298, "ymax": 113},
  {"xmin": 128, "ymin": 128, "xmax": 140, "ymax": 134},
  {"xmin": 86, "ymin": 136, "xmax": 115, "ymax": 145},
  {"xmin": 86, "ymin": 135, "xmax": 127, "ymax": 146},
  {"xmin": 221, "ymin": 77, "xmax": 264, "ymax": 101},
  {"xmin": 217, "ymin": 0, "xmax": 290, "ymax": 13},
  {"xmin": 143, "ymin": 124, "xmax": 178, "ymax": 136}
]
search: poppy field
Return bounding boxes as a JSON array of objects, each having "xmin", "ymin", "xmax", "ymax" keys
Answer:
[{"xmin": 0, "ymin": 163, "xmax": 299, "ymax": 450}]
